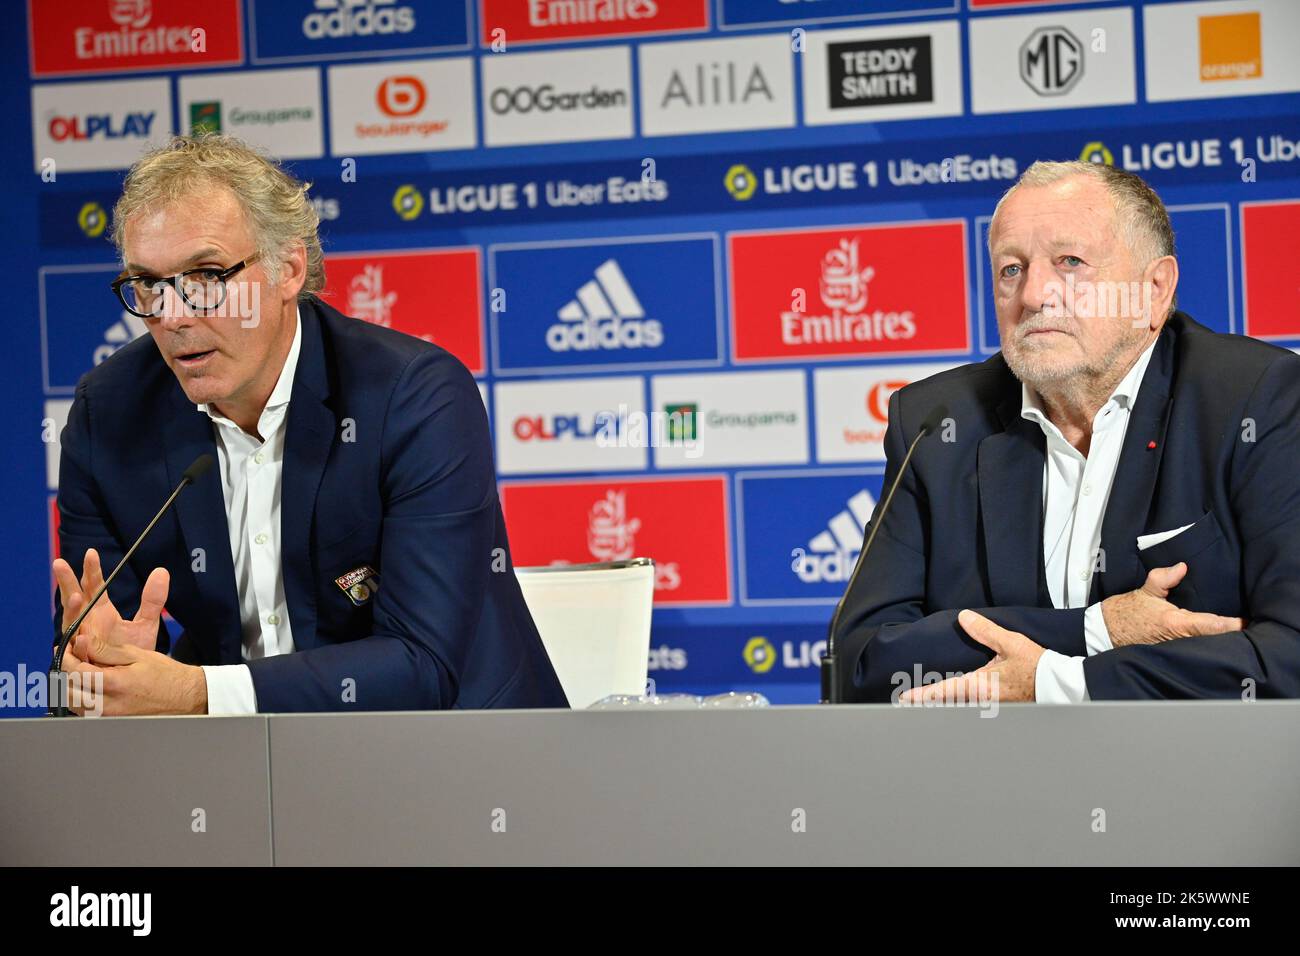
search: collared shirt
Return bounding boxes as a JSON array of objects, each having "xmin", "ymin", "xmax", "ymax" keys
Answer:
[
  {"xmin": 1023, "ymin": 336, "xmax": 1159, "ymax": 703},
  {"xmin": 199, "ymin": 307, "xmax": 302, "ymax": 715}
]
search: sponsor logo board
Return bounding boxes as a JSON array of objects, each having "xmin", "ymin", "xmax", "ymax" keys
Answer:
[
  {"xmin": 729, "ymin": 222, "xmax": 969, "ymax": 362},
  {"xmin": 501, "ymin": 475, "xmax": 731, "ymax": 604}
]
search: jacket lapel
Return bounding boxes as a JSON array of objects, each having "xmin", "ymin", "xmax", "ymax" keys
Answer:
[
  {"xmin": 279, "ymin": 301, "xmax": 335, "ymax": 652},
  {"xmin": 1090, "ymin": 327, "xmax": 1176, "ymax": 602},
  {"xmin": 978, "ymin": 381, "xmax": 1050, "ymax": 607},
  {"xmin": 165, "ymin": 388, "xmax": 242, "ymax": 665}
]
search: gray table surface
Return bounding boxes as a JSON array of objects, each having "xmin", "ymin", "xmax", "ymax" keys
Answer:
[{"xmin": 4, "ymin": 702, "xmax": 1298, "ymax": 865}]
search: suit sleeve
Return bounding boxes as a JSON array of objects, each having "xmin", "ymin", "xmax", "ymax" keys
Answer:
[
  {"xmin": 52, "ymin": 377, "xmax": 168, "ymax": 654},
  {"xmin": 246, "ymin": 351, "xmax": 496, "ymax": 712},
  {"xmin": 833, "ymin": 387, "xmax": 1087, "ymax": 702},
  {"xmin": 1083, "ymin": 355, "xmax": 1300, "ymax": 699}
]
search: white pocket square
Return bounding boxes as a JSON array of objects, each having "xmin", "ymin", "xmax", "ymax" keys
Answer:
[{"xmin": 1137, "ymin": 523, "xmax": 1195, "ymax": 551}]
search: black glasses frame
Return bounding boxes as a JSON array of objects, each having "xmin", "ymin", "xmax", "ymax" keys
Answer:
[{"xmin": 110, "ymin": 252, "xmax": 261, "ymax": 318}]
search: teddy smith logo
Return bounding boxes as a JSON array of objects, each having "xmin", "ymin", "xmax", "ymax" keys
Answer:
[{"xmin": 782, "ymin": 238, "xmax": 915, "ymax": 346}]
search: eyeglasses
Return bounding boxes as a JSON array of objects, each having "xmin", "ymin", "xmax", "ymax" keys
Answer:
[{"xmin": 110, "ymin": 252, "xmax": 261, "ymax": 318}]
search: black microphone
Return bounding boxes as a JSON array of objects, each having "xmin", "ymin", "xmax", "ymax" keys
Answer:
[
  {"xmin": 47, "ymin": 453, "xmax": 214, "ymax": 717},
  {"xmin": 820, "ymin": 404, "xmax": 948, "ymax": 705}
]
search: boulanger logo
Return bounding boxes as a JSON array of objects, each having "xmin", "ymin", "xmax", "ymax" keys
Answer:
[
  {"xmin": 790, "ymin": 489, "xmax": 876, "ymax": 584},
  {"xmin": 377, "ymin": 74, "xmax": 425, "ymax": 115},
  {"xmin": 78, "ymin": 202, "xmax": 108, "ymax": 238},
  {"xmin": 1199, "ymin": 12, "xmax": 1262, "ymax": 82},
  {"xmin": 548, "ymin": 259, "xmax": 663, "ymax": 352},
  {"xmin": 1020, "ymin": 26, "xmax": 1083, "ymax": 96},
  {"xmin": 743, "ymin": 636, "xmax": 777, "ymax": 674},
  {"xmin": 303, "ymin": 0, "xmax": 416, "ymax": 39},
  {"xmin": 724, "ymin": 163, "xmax": 757, "ymax": 200},
  {"xmin": 391, "ymin": 184, "xmax": 423, "ymax": 220}
]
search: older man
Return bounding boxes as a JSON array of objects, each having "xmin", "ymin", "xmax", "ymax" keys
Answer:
[
  {"xmin": 831, "ymin": 160, "xmax": 1300, "ymax": 702},
  {"xmin": 52, "ymin": 134, "xmax": 567, "ymax": 715}
]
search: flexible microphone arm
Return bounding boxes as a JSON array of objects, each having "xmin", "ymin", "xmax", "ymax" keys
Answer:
[
  {"xmin": 821, "ymin": 405, "xmax": 948, "ymax": 705},
  {"xmin": 47, "ymin": 453, "xmax": 214, "ymax": 717}
]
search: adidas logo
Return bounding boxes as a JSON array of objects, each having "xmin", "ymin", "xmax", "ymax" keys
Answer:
[
  {"xmin": 93, "ymin": 312, "xmax": 148, "ymax": 365},
  {"xmin": 791, "ymin": 489, "xmax": 876, "ymax": 584},
  {"xmin": 545, "ymin": 259, "xmax": 664, "ymax": 352}
]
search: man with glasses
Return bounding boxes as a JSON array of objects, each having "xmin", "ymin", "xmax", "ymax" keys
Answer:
[{"xmin": 51, "ymin": 134, "xmax": 568, "ymax": 715}]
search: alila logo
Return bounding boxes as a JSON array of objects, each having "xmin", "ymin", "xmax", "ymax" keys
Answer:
[
  {"xmin": 547, "ymin": 259, "xmax": 664, "ymax": 352},
  {"xmin": 790, "ymin": 488, "xmax": 877, "ymax": 584},
  {"xmin": 96, "ymin": 311, "xmax": 149, "ymax": 365},
  {"xmin": 303, "ymin": 0, "xmax": 415, "ymax": 39}
]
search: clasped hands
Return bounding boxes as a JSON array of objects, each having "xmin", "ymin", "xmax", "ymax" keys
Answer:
[
  {"xmin": 897, "ymin": 562, "xmax": 1246, "ymax": 705},
  {"xmin": 53, "ymin": 549, "xmax": 207, "ymax": 716}
]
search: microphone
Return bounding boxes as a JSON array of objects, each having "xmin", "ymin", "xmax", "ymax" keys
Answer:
[
  {"xmin": 820, "ymin": 404, "xmax": 948, "ymax": 705},
  {"xmin": 47, "ymin": 453, "xmax": 214, "ymax": 717}
]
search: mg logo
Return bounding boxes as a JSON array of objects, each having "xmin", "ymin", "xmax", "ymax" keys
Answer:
[{"xmin": 1020, "ymin": 27, "xmax": 1083, "ymax": 97}]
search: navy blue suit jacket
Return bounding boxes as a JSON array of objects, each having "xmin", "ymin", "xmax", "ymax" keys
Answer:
[
  {"xmin": 53, "ymin": 296, "xmax": 568, "ymax": 712},
  {"xmin": 832, "ymin": 312, "xmax": 1300, "ymax": 701}
]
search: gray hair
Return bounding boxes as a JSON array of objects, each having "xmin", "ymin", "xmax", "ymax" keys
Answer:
[
  {"xmin": 991, "ymin": 160, "xmax": 1176, "ymax": 266},
  {"xmin": 111, "ymin": 133, "xmax": 324, "ymax": 297}
]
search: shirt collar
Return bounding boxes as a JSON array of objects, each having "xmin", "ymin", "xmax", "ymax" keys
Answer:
[
  {"xmin": 197, "ymin": 302, "xmax": 302, "ymax": 425},
  {"xmin": 1021, "ymin": 333, "xmax": 1160, "ymax": 428}
]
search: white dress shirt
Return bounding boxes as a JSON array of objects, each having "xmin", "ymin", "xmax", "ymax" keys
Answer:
[
  {"xmin": 198, "ymin": 309, "xmax": 301, "ymax": 715},
  {"xmin": 1023, "ymin": 336, "xmax": 1159, "ymax": 703}
]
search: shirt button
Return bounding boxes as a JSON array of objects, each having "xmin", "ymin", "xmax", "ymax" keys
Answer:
[
  {"xmin": 1078, "ymin": 569, "xmax": 1090, "ymax": 582},
  {"xmin": 1082, "ymin": 483, "xmax": 1093, "ymax": 496},
  {"xmin": 255, "ymin": 532, "xmax": 268, "ymax": 545},
  {"xmin": 254, "ymin": 452, "xmax": 265, "ymax": 465},
  {"xmin": 267, "ymin": 613, "xmax": 280, "ymax": 626}
]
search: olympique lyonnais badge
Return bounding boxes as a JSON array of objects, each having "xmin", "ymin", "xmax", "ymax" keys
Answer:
[{"xmin": 335, "ymin": 565, "xmax": 380, "ymax": 606}]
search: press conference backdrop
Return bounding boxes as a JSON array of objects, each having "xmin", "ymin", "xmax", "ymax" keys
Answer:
[{"xmin": 3, "ymin": 0, "xmax": 1299, "ymax": 714}]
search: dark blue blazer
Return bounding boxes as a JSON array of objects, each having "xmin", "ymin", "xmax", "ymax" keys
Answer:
[
  {"xmin": 54, "ymin": 296, "xmax": 568, "ymax": 712},
  {"xmin": 833, "ymin": 312, "xmax": 1300, "ymax": 701}
]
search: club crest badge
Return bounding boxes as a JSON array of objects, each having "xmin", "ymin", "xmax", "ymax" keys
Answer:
[{"xmin": 335, "ymin": 565, "xmax": 380, "ymax": 606}]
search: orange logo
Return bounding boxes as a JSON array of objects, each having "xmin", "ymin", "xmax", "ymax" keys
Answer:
[{"xmin": 1199, "ymin": 12, "xmax": 1262, "ymax": 82}]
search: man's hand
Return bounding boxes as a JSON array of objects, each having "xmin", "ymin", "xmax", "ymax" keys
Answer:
[
  {"xmin": 898, "ymin": 610, "xmax": 1044, "ymax": 704},
  {"xmin": 60, "ymin": 634, "xmax": 207, "ymax": 717},
  {"xmin": 1102, "ymin": 563, "xmax": 1245, "ymax": 648},
  {"xmin": 53, "ymin": 548, "xmax": 170, "ymax": 652}
]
